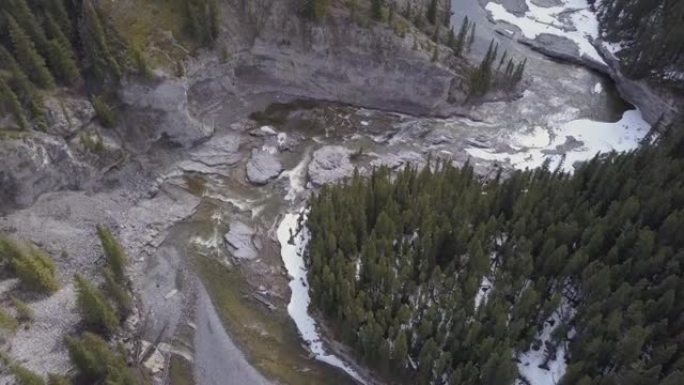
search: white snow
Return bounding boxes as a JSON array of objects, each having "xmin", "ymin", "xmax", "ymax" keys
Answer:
[
  {"xmin": 603, "ymin": 40, "xmax": 624, "ymax": 55},
  {"xmin": 516, "ymin": 300, "xmax": 576, "ymax": 385},
  {"xmin": 466, "ymin": 109, "xmax": 650, "ymax": 173},
  {"xmin": 486, "ymin": 0, "xmax": 604, "ymax": 64},
  {"xmin": 355, "ymin": 258, "xmax": 362, "ymax": 281},
  {"xmin": 280, "ymin": 147, "xmax": 312, "ymax": 201},
  {"xmin": 592, "ymin": 82, "xmax": 603, "ymax": 94},
  {"xmin": 474, "ymin": 276, "xmax": 493, "ymax": 311},
  {"xmin": 277, "ymin": 132, "xmax": 288, "ymax": 147},
  {"xmin": 277, "ymin": 212, "xmax": 366, "ymax": 384},
  {"xmin": 259, "ymin": 125, "xmax": 278, "ymax": 135}
]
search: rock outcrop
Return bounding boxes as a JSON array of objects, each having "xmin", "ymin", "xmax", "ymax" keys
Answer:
[
  {"xmin": 224, "ymin": 221, "xmax": 260, "ymax": 260},
  {"xmin": 245, "ymin": 149, "xmax": 283, "ymax": 185},
  {"xmin": 0, "ymin": 133, "xmax": 92, "ymax": 213},
  {"xmin": 308, "ymin": 146, "xmax": 353, "ymax": 187},
  {"xmin": 596, "ymin": 43, "xmax": 682, "ymax": 127},
  {"xmin": 43, "ymin": 95, "xmax": 96, "ymax": 138},
  {"xmin": 119, "ymin": 77, "xmax": 214, "ymax": 151}
]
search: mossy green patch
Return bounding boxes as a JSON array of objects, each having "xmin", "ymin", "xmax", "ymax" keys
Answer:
[{"xmin": 194, "ymin": 257, "xmax": 356, "ymax": 385}]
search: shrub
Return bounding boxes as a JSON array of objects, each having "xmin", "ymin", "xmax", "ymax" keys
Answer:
[
  {"xmin": 96, "ymin": 225, "xmax": 128, "ymax": 283},
  {"xmin": 74, "ymin": 274, "xmax": 119, "ymax": 335},
  {"xmin": 12, "ymin": 364, "xmax": 45, "ymax": 385},
  {"xmin": 47, "ymin": 374, "xmax": 71, "ymax": 385},
  {"xmin": 0, "ymin": 235, "xmax": 59, "ymax": 294},
  {"xmin": 0, "ymin": 306, "xmax": 19, "ymax": 332},
  {"xmin": 103, "ymin": 268, "xmax": 132, "ymax": 318},
  {"xmin": 92, "ymin": 96, "xmax": 115, "ymax": 128},
  {"xmin": 66, "ymin": 332, "xmax": 136, "ymax": 385},
  {"xmin": 11, "ymin": 296, "xmax": 33, "ymax": 323}
]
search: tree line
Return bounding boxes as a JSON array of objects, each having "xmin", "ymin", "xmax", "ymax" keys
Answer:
[
  {"xmin": 306, "ymin": 125, "xmax": 684, "ymax": 384},
  {"xmin": 592, "ymin": 0, "xmax": 684, "ymax": 89}
]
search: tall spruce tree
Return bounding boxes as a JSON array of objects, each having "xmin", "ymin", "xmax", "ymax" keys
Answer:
[
  {"xmin": 6, "ymin": 14, "xmax": 56, "ymax": 89},
  {"xmin": 0, "ymin": 77, "xmax": 29, "ymax": 130}
]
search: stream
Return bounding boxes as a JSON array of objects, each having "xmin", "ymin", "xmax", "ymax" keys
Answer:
[{"xmin": 161, "ymin": 1, "xmax": 650, "ymax": 385}]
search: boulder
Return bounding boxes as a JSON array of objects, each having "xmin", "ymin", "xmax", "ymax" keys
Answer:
[
  {"xmin": 224, "ymin": 221, "xmax": 260, "ymax": 260},
  {"xmin": 189, "ymin": 132, "xmax": 242, "ymax": 167},
  {"xmin": 43, "ymin": 95, "xmax": 95, "ymax": 137},
  {"xmin": 0, "ymin": 133, "xmax": 92, "ymax": 213},
  {"xmin": 245, "ymin": 149, "xmax": 283, "ymax": 185},
  {"xmin": 119, "ymin": 77, "xmax": 214, "ymax": 150},
  {"xmin": 307, "ymin": 146, "xmax": 353, "ymax": 187}
]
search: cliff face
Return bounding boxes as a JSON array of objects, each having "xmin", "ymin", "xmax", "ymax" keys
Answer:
[
  {"xmin": 597, "ymin": 43, "xmax": 682, "ymax": 128},
  {"xmin": 0, "ymin": 0, "xmax": 470, "ymax": 213}
]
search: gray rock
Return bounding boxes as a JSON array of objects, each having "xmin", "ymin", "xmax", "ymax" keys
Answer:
[
  {"xmin": 189, "ymin": 132, "xmax": 242, "ymax": 166},
  {"xmin": 520, "ymin": 34, "xmax": 609, "ymax": 74},
  {"xmin": 0, "ymin": 133, "xmax": 92, "ymax": 213},
  {"xmin": 224, "ymin": 221, "xmax": 260, "ymax": 260},
  {"xmin": 246, "ymin": 149, "xmax": 283, "ymax": 185},
  {"xmin": 308, "ymin": 146, "xmax": 353, "ymax": 186},
  {"xmin": 596, "ymin": 43, "xmax": 682, "ymax": 126},
  {"xmin": 43, "ymin": 96, "xmax": 95, "ymax": 137},
  {"xmin": 119, "ymin": 77, "xmax": 214, "ymax": 150},
  {"xmin": 370, "ymin": 151, "xmax": 424, "ymax": 170},
  {"xmin": 227, "ymin": 1, "xmax": 466, "ymax": 118}
]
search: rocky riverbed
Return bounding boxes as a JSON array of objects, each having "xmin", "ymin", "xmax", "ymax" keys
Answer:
[{"xmin": 0, "ymin": 1, "xmax": 671, "ymax": 385}]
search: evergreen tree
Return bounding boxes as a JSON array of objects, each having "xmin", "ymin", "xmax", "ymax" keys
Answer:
[
  {"xmin": 45, "ymin": 0, "xmax": 75, "ymax": 41},
  {"xmin": 454, "ymin": 16, "xmax": 469, "ymax": 56},
  {"xmin": 74, "ymin": 273, "xmax": 119, "ymax": 334},
  {"xmin": 44, "ymin": 14, "xmax": 80, "ymax": 86},
  {"xmin": 97, "ymin": 225, "xmax": 128, "ymax": 281},
  {"xmin": 6, "ymin": 14, "xmax": 56, "ymax": 89},
  {"xmin": 467, "ymin": 22, "xmax": 476, "ymax": 53},
  {"xmin": 371, "ymin": 0, "xmax": 383, "ymax": 21},
  {"xmin": 426, "ymin": 0, "xmax": 438, "ymax": 25},
  {"xmin": 65, "ymin": 332, "xmax": 137, "ymax": 385},
  {"xmin": 304, "ymin": 123, "xmax": 684, "ymax": 384},
  {"xmin": 79, "ymin": 0, "xmax": 121, "ymax": 82},
  {"xmin": 0, "ymin": 77, "xmax": 29, "ymax": 130}
]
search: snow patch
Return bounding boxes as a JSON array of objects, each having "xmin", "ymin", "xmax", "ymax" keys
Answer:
[
  {"xmin": 259, "ymin": 125, "xmax": 277, "ymax": 135},
  {"xmin": 280, "ymin": 148, "xmax": 312, "ymax": 202},
  {"xmin": 486, "ymin": 0, "xmax": 604, "ymax": 64},
  {"xmin": 466, "ymin": 109, "xmax": 650, "ymax": 173},
  {"xmin": 592, "ymin": 82, "xmax": 603, "ymax": 94},
  {"xmin": 277, "ymin": 212, "xmax": 366, "ymax": 384},
  {"xmin": 516, "ymin": 300, "xmax": 576, "ymax": 385},
  {"xmin": 474, "ymin": 276, "xmax": 493, "ymax": 311}
]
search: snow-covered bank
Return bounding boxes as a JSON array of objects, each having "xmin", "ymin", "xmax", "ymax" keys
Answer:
[
  {"xmin": 516, "ymin": 299, "xmax": 576, "ymax": 385},
  {"xmin": 486, "ymin": 0, "xmax": 604, "ymax": 64},
  {"xmin": 466, "ymin": 109, "xmax": 650, "ymax": 172},
  {"xmin": 277, "ymin": 212, "xmax": 366, "ymax": 384}
]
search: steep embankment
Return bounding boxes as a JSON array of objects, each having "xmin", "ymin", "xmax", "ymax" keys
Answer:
[
  {"xmin": 482, "ymin": 0, "xmax": 682, "ymax": 126},
  {"xmin": 1, "ymin": 0, "xmax": 472, "ymax": 214}
]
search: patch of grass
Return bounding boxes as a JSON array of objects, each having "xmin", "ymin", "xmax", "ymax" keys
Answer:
[
  {"xmin": 46, "ymin": 374, "xmax": 71, "ymax": 385},
  {"xmin": 194, "ymin": 257, "xmax": 356, "ymax": 385},
  {"xmin": 12, "ymin": 364, "xmax": 45, "ymax": 385},
  {"xmin": 11, "ymin": 297, "xmax": 33, "ymax": 323},
  {"xmin": 169, "ymin": 355, "xmax": 194, "ymax": 385},
  {"xmin": 0, "ymin": 306, "xmax": 19, "ymax": 332},
  {"xmin": 183, "ymin": 174, "xmax": 206, "ymax": 196},
  {"xmin": 101, "ymin": 0, "xmax": 195, "ymax": 68}
]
